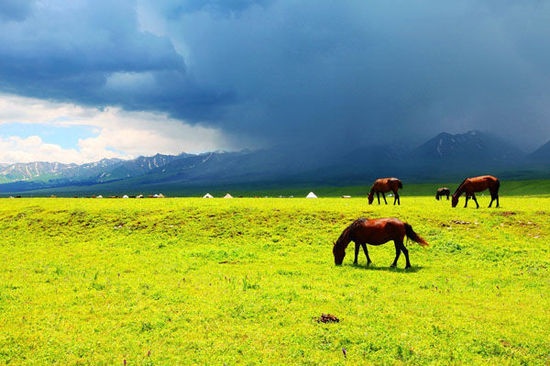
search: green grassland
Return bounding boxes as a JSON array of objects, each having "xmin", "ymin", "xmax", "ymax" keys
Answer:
[
  {"xmin": 0, "ymin": 195, "xmax": 548, "ymax": 364},
  {"xmin": 9, "ymin": 177, "xmax": 550, "ymax": 199}
]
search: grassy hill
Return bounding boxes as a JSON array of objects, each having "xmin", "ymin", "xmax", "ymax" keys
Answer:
[{"xmin": 0, "ymin": 196, "xmax": 548, "ymax": 364}]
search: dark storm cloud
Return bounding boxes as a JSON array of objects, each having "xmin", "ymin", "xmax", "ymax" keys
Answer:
[
  {"xmin": 1, "ymin": 1, "xmax": 549, "ymax": 152},
  {"xmin": 172, "ymin": 1, "xmax": 550, "ymax": 149},
  {"xmin": 0, "ymin": 0, "xmax": 35, "ymax": 21},
  {"xmin": 0, "ymin": 0, "xmax": 238, "ymax": 122}
]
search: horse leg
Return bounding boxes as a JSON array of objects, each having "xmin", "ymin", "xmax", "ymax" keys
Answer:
[
  {"xmin": 391, "ymin": 240, "xmax": 411, "ymax": 268},
  {"xmin": 489, "ymin": 191, "xmax": 499, "ymax": 208},
  {"xmin": 401, "ymin": 243, "xmax": 411, "ymax": 268},
  {"xmin": 376, "ymin": 192, "xmax": 381, "ymax": 204},
  {"xmin": 354, "ymin": 243, "xmax": 371, "ymax": 265},
  {"xmin": 446, "ymin": 193, "xmax": 449, "ymax": 200},
  {"xmin": 361, "ymin": 243, "xmax": 372, "ymax": 266},
  {"xmin": 381, "ymin": 192, "xmax": 387, "ymax": 204},
  {"xmin": 391, "ymin": 241, "xmax": 401, "ymax": 267},
  {"xmin": 464, "ymin": 195, "xmax": 469, "ymax": 208},
  {"xmin": 472, "ymin": 193, "xmax": 479, "ymax": 208},
  {"xmin": 394, "ymin": 191, "xmax": 400, "ymax": 205}
]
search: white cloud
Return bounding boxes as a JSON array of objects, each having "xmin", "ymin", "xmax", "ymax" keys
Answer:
[
  {"xmin": 0, "ymin": 93, "xmax": 235, "ymax": 164},
  {"xmin": 0, "ymin": 135, "xmax": 81, "ymax": 164}
]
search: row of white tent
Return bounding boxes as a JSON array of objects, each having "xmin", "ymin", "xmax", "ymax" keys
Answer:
[
  {"xmin": 94, "ymin": 193, "xmax": 165, "ymax": 199},
  {"xmin": 203, "ymin": 192, "xmax": 319, "ymax": 198},
  {"xmin": 203, "ymin": 193, "xmax": 234, "ymax": 199}
]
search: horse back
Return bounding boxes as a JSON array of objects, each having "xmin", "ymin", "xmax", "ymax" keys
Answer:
[
  {"xmin": 351, "ymin": 218, "xmax": 405, "ymax": 245},
  {"xmin": 466, "ymin": 175, "xmax": 500, "ymax": 192},
  {"xmin": 373, "ymin": 177, "xmax": 402, "ymax": 192}
]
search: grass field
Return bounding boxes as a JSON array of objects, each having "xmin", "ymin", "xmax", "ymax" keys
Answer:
[
  {"xmin": 0, "ymin": 195, "xmax": 548, "ymax": 365},
  {"xmin": 8, "ymin": 177, "xmax": 550, "ymax": 199}
]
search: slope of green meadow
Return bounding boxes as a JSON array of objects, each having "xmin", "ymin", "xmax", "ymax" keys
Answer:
[{"xmin": 0, "ymin": 195, "xmax": 548, "ymax": 364}]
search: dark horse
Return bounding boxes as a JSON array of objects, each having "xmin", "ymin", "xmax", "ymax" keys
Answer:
[
  {"xmin": 451, "ymin": 175, "xmax": 500, "ymax": 208},
  {"xmin": 368, "ymin": 177, "xmax": 403, "ymax": 205},
  {"xmin": 333, "ymin": 218, "xmax": 428, "ymax": 268},
  {"xmin": 435, "ymin": 187, "xmax": 450, "ymax": 200}
]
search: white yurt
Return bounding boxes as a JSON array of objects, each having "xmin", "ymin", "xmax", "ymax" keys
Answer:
[
  {"xmin": 306, "ymin": 192, "xmax": 318, "ymax": 198},
  {"xmin": 203, "ymin": 193, "xmax": 214, "ymax": 198},
  {"xmin": 223, "ymin": 193, "xmax": 233, "ymax": 199}
]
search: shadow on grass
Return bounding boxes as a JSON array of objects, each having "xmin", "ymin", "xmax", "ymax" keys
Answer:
[{"xmin": 346, "ymin": 263, "xmax": 425, "ymax": 273}]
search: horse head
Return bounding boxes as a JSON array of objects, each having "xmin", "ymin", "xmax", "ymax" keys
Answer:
[
  {"xmin": 332, "ymin": 242, "xmax": 345, "ymax": 265},
  {"xmin": 367, "ymin": 192, "xmax": 374, "ymax": 204},
  {"xmin": 451, "ymin": 194, "xmax": 459, "ymax": 207}
]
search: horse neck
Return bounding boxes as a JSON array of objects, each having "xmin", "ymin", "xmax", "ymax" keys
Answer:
[
  {"xmin": 453, "ymin": 180, "xmax": 467, "ymax": 196},
  {"xmin": 368, "ymin": 189, "xmax": 374, "ymax": 199},
  {"xmin": 335, "ymin": 227, "xmax": 352, "ymax": 250}
]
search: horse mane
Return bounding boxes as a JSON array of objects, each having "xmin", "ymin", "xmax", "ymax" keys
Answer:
[
  {"xmin": 453, "ymin": 178, "xmax": 468, "ymax": 195},
  {"xmin": 350, "ymin": 217, "xmax": 367, "ymax": 230},
  {"xmin": 335, "ymin": 218, "xmax": 367, "ymax": 248}
]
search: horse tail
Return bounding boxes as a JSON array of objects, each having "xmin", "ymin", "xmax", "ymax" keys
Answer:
[
  {"xmin": 404, "ymin": 223, "xmax": 428, "ymax": 247},
  {"xmin": 397, "ymin": 180, "xmax": 403, "ymax": 189}
]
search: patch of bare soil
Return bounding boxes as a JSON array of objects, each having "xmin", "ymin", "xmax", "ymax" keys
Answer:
[{"xmin": 315, "ymin": 313, "xmax": 340, "ymax": 323}]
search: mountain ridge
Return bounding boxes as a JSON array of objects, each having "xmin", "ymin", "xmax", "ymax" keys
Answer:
[
  {"xmin": 528, "ymin": 140, "xmax": 550, "ymax": 161},
  {"xmin": 412, "ymin": 131, "xmax": 526, "ymax": 162},
  {"xmin": 1, "ymin": 130, "xmax": 548, "ymax": 195}
]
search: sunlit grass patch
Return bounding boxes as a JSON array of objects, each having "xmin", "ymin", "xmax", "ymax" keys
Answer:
[{"xmin": 0, "ymin": 196, "xmax": 548, "ymax": 364}]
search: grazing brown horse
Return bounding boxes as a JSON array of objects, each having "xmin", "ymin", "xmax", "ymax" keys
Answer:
[
  {"xmin": 333, "ymin": 218, "xmax": 428, "ymax": 268},
  {"xmin": 451, "ymin": 175, "xmax": 500, "ymax": 208},
  {"xmin": 368, "ymin": 178, "xmax": 403, "ymax": 205},
  {"xmin": 435, "ymin": 187, "xmax": 450, "ymax": 200}
]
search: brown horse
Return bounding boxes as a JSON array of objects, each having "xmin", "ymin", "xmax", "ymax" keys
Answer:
[
  {"xmin": 368, "ymin": 178, "xmax": 403, "ymax": 205},
  {"xmin": 435, "ymin": 187, "xmax": 450, "ymax": 200},
  {"xmin": 451, "ymin": 175, "xmax": 500, "ymax": 208},
  {"xmin": 333, "ymin": 218, "xmax": 428, "ymax": 268}
]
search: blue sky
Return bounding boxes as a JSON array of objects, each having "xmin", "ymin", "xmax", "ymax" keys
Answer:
[
  {"xmin": 0, "ymin": 122, "xmax": 96, "ymax": 149},
  {"xmin": 1, "ymin": 1, "xmax": 549, "ymax": 163}
]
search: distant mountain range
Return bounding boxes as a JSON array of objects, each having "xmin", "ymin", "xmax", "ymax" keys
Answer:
[{"xmin": 1, "ymin": 131, "xmax": 548, "ymax": 196}]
